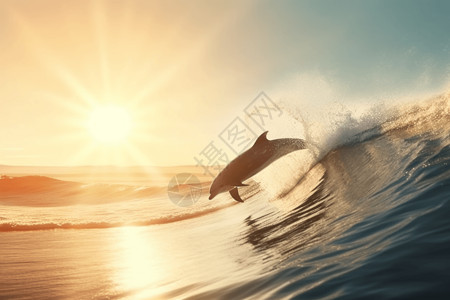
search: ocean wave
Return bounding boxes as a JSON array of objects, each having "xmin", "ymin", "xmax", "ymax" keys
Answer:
[
  {"xmin": 0, "ymin": 200, "xmax": 236, "ymax": 232},
  {"xmin": 199, "ymin": 93, "xmax": 450, "ymax": 299},
  {"xmin": 0, "ymin": 175, "xmax": 170, "ymax": 206}
]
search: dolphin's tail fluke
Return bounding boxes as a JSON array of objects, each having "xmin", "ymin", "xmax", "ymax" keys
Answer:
[{"xmin": 229, "ymin": 188, "xmax": 244, "ymax": 202}]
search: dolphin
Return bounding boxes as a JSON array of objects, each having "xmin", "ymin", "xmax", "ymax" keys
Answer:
[{"xmin": 209, "ymin": 131, "xmax": 307, "ymax": 202}]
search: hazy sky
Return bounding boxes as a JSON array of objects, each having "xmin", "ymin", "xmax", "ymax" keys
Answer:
[{"xmin": 1, "ymin": 0, "xmax": 449, "ymax": 166}]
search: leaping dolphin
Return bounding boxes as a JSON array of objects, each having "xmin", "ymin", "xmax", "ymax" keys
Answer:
[{"xmin": 209, "ymin": 131, "xmax": 307, "ymax": 202}]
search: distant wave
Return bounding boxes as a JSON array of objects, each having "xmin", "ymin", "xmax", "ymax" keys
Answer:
[{"xmin": 0, "ymin": 175, "xmax": 171, "ymax": 206}]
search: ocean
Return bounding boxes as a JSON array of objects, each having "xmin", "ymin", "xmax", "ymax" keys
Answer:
[{"xmin": 1, "ymin": 93, "xmax": 449, "ymax": 299}]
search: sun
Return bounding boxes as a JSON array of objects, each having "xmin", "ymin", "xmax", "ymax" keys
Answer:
[{"xmin": 88, "ymin": 105, "xmax": 132, "ymax": 144}]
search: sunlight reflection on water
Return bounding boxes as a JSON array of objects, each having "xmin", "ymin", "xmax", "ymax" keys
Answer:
[{"xmin": 111, "ymin": 227, "xmax": 170, "ymax": 299}]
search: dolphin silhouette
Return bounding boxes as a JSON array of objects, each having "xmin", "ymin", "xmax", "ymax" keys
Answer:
[{"xmin": 209, "ymin": 131, "xmax": 307, "ymax": 202}]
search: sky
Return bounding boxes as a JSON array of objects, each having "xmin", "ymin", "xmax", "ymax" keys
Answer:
[{"xmin": 0, "ymin": 0, "xmax": 449, "ymax": 166}]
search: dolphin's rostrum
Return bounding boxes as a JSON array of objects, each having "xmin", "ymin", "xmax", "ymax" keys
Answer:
[{"xmin": 209, "ymin": 131, "xmax": 307, "ymax": 202}]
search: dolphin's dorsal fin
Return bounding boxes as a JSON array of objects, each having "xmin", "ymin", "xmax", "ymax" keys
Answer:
[
  {"xmin": 229, "ymin": 187, "xmax": 244, "ymax": 202},
  {"xmin": 254, "ymin": 131, "xmax": 269, "ymax": 147}
]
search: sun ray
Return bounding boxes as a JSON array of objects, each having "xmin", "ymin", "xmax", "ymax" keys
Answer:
[
  {"xmin": 90, "ymin": 0, "xmax": 111, "ymax": 99},
  {"xmin": 8, "ymin": 9, "xmax": 98, "ymax": 107},
  {"xmin": 127, "ymin": 4, "xmax": 253, "ymax": 107},
  {"xmin": 65, "ymin": 141, "xmax": 98, "ymax": 166},
  {"xmin": 123, "ymin": 143, "xmax": 155, "ymax": 167}
]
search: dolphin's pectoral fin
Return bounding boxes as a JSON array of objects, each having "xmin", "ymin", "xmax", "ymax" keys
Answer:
[
  {"xmin": 229, "ymin": 188, "xmax": 244, "ymax": 203},
  {"xmin": 234, "ymin": 182, "xmax": 249, "ymax": 187}
]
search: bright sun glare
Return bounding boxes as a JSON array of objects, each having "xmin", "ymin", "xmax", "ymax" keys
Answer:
[{"xmin": 88, "ymin": 105, "xmax": 132, "ymax": 144}]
